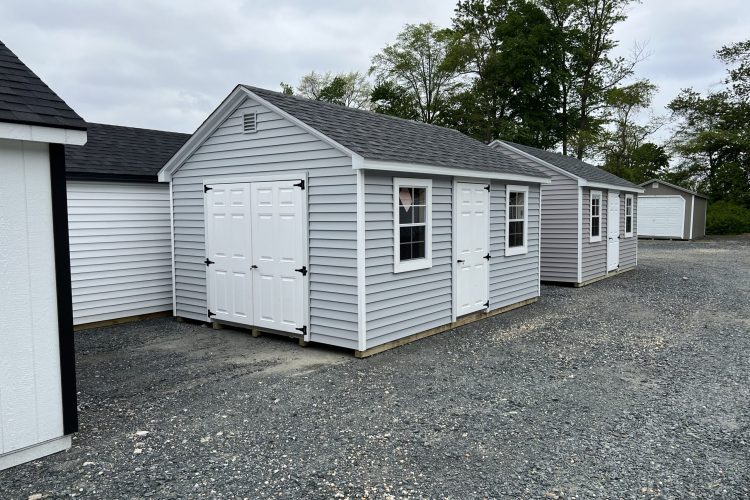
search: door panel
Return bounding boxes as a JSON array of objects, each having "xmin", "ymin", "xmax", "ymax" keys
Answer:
[
  {"xmin": 456, "ymin": 183, "xmax": 489, "ymax": 316},
  {"xmin": 607, "ymin": 191, "xmax": 620, "ymax": 271},
  {"xmin": 205, "ymin": 183, "xmax": 253, "ymax": 325},
  {"xmin": 637, "ymin": 196, "xmax": 684, "ymax": 238}
]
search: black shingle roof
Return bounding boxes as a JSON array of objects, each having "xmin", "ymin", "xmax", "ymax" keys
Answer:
[
  {"xmin": 66, "ymin": 123, "xmax": 190, "ymax": 181},
  {"xmin": 243, "ymin": 86, "xmax": 547, "ymax": 179},
  {"xmin": 495, "ymin": 140, "xmax": 639, "ymax": 189},
  {"xmin": 0, "ymin": 40, "xmax": 86, "ymax": 130}
]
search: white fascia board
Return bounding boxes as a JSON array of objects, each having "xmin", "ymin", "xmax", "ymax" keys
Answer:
[
  {"xmin": 358, "ymin": 159, "xmax": 551, "ymax": 184},
  {"xmin": 0, "ymin": 122, "xmax": 86, "ymax": 145},
  {"xmin": 579, "ymin": 180, "xmax": 644, "ymax": 194},
  {"xmin": 489, "ymin": 140, "xmax": 580, "ymax": 182}
]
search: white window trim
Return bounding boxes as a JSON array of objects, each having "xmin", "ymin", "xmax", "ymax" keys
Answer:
[
  {"xmin": 590, "ymin": 190, "xmax": 603, "ymax": 243},
  {"xmin": 624, "ymin": 194, "xmax": 634, "ymax": 237},
  {"xmin": 393, "ymin": 177, "xmax": 432, "ymax": 273},
  {"xmin": 505, "ymin": 184, "xmax": 529, "ymax": 257}
]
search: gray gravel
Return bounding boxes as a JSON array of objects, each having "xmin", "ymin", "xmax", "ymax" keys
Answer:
[{"xmin": 2, "ymin": 236, "xmax": 748, "ymax": 499}]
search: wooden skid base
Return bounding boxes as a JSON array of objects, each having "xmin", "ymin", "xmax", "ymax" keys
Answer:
[
  {"xmin": 574, "ymin": 266, "xmax": 635, "ymax": 288},
  {"xmin": 354, "ymin": 297, "xmax": 538, "ymax": 358},
  {"xmin": 74, "ymin": 311, "xmax": 172, "ymax": 331}
]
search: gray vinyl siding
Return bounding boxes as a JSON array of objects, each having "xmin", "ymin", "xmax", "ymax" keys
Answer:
[
  {"xmin": 363, "ymin": 173, "xmax": 452, "ymax": 349},
  {"xmin": 489, "ymin": 182, "xmax": 541, "ymax": 309},
  {"xmin": 67, "ymin": 181, "xmax": 173, "ymax": 325},
  {"xmin": 619, "ymin": 194, "xmax": 638, "ymax": 269},
  {"xmin": 581, "ymin": 187, "xmax": 607, "ymax": 282},
  {"xmin": 170, "ymin": 96, "xmax": 359, "ymax": 348},
  {"xmin": 639, "ymin": 182, "xmax": 708, "ymax": 240},
  {"xmin": 692, "ymin": 197, "xmax": 707, "ymax": 238}
]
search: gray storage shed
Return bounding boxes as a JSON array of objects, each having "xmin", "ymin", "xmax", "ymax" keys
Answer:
[
  {"xmin": 490, "ymin": 140, "xmax": 644, "ymax": 286},
  {"xmin": 637, "ymin": 179, "xmax": 708, "ymax": 240},
  {"xmin": 65, "ymin": 123, "xmax": 189, "ymax": 327},
  {"xmin": 159, "ymin": 85, "xmax": 550, "ymax": 355}
]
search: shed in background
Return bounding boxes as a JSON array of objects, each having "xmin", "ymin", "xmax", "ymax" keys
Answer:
[
  {"xmin": 637, "ymin": 179, "xmax": 708, "ymax": 240},
  {"xmin": 65, "ymin": 123, "xmax": 190, "ymax": 327}
]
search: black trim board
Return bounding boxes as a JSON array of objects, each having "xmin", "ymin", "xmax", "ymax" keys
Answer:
[{"xmin": 49, "ymin": 143, "xmax": 79, "ymax": 435}]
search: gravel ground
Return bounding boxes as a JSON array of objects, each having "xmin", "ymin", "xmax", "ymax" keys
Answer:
[{"xmin": 2, "ymin": 236, "xmax": 749, "ymax": 499}]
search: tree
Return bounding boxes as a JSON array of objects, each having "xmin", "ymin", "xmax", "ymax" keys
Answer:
[
  {"xmin": 369, "ymin": 80, "xmax": 419, "ymax": 120},
  {"xmin": 279, "ymin": 82, "xmax": 294, "ymax": 95},
  {"xmin": 370, "ymin": 23, "xmax": 457, "ymax": 124},
  {"xmin": 295, "ymin": 71, "xmax": 371, "ymax": 109}
]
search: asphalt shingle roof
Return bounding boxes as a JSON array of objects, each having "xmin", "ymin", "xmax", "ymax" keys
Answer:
[
  {"xmin": 243, "ymin": 86, "xmax": 547, "ymax": 179},
  {"xmin": 496, "ymin": 140, "xmax": 639, "ymax": 189},
  {"xmin": 66, "ymin": 123, "xmax": 190, "ymax": 181},
  {"xmin": 0, "ymin": 40, "xmax": 86, "ymax": 130}
]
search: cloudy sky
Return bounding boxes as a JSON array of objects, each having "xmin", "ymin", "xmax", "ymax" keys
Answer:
[{"xmin": 1, "ymin": 0, "xmax": 747, "ymax": 135}]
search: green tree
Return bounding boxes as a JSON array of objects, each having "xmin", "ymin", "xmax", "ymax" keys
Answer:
[
  {"xmin": 296, "ymin": 71, "xmax": 371, "ymax": 109},
  {"xmin": 369, "ymin": 80, "xmax": 419, "ymax": 120},
  {"xmin": 370, "ymin": 23, "xmax": 457, "ymax": 124}
]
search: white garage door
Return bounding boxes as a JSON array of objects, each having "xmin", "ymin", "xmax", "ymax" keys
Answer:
[{"xmin": 638, "ymin": 196, "xmax": 685, "ymax": 238}]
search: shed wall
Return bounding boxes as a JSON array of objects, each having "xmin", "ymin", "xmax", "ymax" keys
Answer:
[
  {"xmin": 170, "ymin": 96, "xmax": 359, "ymax": 348},
  {"xmin": 692, "ymin": 196, "xmax": 707, "ymax": 238},
  {"xmin": 67, "ymin": 181, "xmax": 173, "ymax": 325},
  {"xmin": 639, "ymin": 182, "xmax": 696, "ymax": 239},
  {"xmin": 581, "ymin": 187, "xmax": 608, "ymax": 281},
  {"xmin": 619, "ymin": 194, "xmax": 638, "ymax": 269}
]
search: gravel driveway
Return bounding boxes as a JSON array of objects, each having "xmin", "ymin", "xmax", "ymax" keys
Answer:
[{"xmin": 2, "ymin": 237, "xmax": 749, "ymax": 499}]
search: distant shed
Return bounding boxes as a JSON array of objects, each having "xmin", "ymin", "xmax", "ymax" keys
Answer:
[
  {"xmin": 637, "ymin": 179, "xmax": 708, "ymax": 240},
  {"xmin": 64, "ymin": 123, "xmax": 189, "ymax": 327}
]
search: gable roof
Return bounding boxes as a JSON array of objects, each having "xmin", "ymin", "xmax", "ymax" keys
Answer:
[
  {"xmin": 639, "ymin": 179, "xmax": 709, "ymax": 198},
  {"xmin": 66, "ymin": 123, "xmax": 190, "ymax": 182},
  {"xmin": 0, "ymin": 40, "xmax": 86, "ymax": 131},
  {"xmin": 491, "ymin": 139, "xmax": 641, "ymax": 191}
]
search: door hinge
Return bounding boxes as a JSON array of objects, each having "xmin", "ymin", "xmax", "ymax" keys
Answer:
[
  {"xmin": 250, "ymin": 264, "xmax": 258, "ymax": 269},
  {"xmin": 293, "ymin": 179, "xmax": 305, "ymax": 190},
  {"xmin": 483, "ymin": 300, "xmax": 490, "ymax": 308},
  {"xmin": 204, "ymin": 185, "xmax": 213, "ymax": 193},
  {"xmin": 296, "ymin": 325, "xmax": 307, "ymax": 336},
  {"xmin": 295, "ymin": 265, "xmax": 308, "ymax": 276},
  {"xmin": 204, "ymin": 258, "xmax": 214, "ymax": 266},
  {"xmin": 485, "ymin": 184, "xmax": 491, "ymax": 191},
  {"xmin": 457, "ymin": 259, "xmax": 465, "ymax": 264},
  {"xmin": 207, "ymin": 309, "xmax": 216, "ymax": 318},
  {"xmin": 484, "ymin": 253, "xmax": 491, "ymax": 260}
]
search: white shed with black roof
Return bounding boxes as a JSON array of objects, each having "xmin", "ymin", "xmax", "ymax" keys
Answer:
[
  {"xmin": 64, "ymin": 123, "xmax": 189, "ymax": 327},
  {"xmin": 0, "ymin": 40, "xmax": 84, "ymax": 469},
  {"xmin": 159, "ymin": 85, "xmax": 550, "ymax": 356},
  {"xmin": 490, "ymin": 140, "xmax": 644, "ymax": 287}
]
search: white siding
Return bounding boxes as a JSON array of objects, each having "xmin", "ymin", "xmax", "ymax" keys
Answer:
[
  {"xmin": 67, "ymin": 181, "xmax": 173, "ymax": 325},
  {"xmin": 0, "ymin": 139, "xmax": 65, "ymax": 458},
  {"xmin": 171, "ymin": 96, "xmax": 359, "ymax": 349}
]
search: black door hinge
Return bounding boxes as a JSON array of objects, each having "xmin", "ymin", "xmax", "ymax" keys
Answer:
[
  {"xmin": 483, "ymin": 300, "xmax": 490, "ymax": 308},
  {"xmin": 457, "ymin": 259, "xmax": 465, "ymax": 264},
  {"xmin": 295, "ymin": 265, "xmax": 308, "ymax": 276},
  {"xmin": 484, "ymin": 253, "xmax": 491, "ymax": 260},
  {"xmin": 296, "ymin": 325, "xmax": 307, "ymax": 335},
  {"xmin": 204, "ymin": 185, "xmax": 213, "ymax": 193},
  {"xmin": 293, "ymin": 180, "xmax": 305, "ymax": 190},
  {"xmin": 250, "ymin": 264, "xmax": 258, "ymax": 269},
  {"xmin": 485, "ymin": 184, "xmax": 491, "ymax": 191},
  {"xmin": 207, "ymin": 309, "xmax": 216, "ymax": 318},
  {"xmin": 204, "ymin": 258, "xmax": 214, "ymax": 266}
]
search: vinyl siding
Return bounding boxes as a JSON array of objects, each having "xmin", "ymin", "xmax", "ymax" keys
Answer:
[
  {"xmin": 489, "ymin": 182, "xmax": 541, "ymax": 308},
  {"xmin": 581, "ymin": 187, "xmax": 607, "ymax": 282},
  {"xmin": 692, "ymin": 196, "xmax": 707, "ymax": 238},
  {"xmin": 639, "ymin": 182, "xmax": 707, "ymax": 240},
  {"xmin": 67, "ymin": 181, "xmax": 173, "ymax": 325},
  {"xmin": 170, "ymin": 96, "xmax": 359, "ymax": 348},
  {"xmin": 363, "ymin": 173, "xmax": 452, "ymax": 349},
  {"xmin": 619, "ymin": 194, "xmax": 638, "ymax": 269}
]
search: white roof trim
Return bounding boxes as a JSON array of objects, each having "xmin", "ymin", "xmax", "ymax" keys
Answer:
[
  {"xmin": 358, "ymin": 159, "xmax": 551, "ymax": 184},
  {"xmin": 0, "ymin": 122, "xmax": 86, "ymax": 145},
  {"xmin": 639, "ymin": 178, "xmax": 708, "ymax": 198},
  {"xmin": 489, "ymin": 139, "xmax": 580, "ymax": 182},
  {"xmin": 582, "ymin": 180, "xmax": 644, "ymax": 194},
  {"xmin": 158, "ymin": 86, "xmax": 363, "ymax": 182}
]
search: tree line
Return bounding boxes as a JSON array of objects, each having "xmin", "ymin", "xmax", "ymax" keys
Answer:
[{"xmin": 281, "ymin": 0, "xmax": 749, "ymax": 233}]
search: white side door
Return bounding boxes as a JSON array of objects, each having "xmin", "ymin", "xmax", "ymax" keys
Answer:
[
  {"xmin": 607, "ymin": 191, "xmax": 620, "ymax": 271},
  {"xmin": 456, "ymin": 182, "xmax": 490, "ymax": 316},
  {"xmin": 205, "ymin": 183, "xmax": 253, "ymax": 325},
  {"xmin": 251, "ymin": 180, "xmax": 306, "ymax": 335}
]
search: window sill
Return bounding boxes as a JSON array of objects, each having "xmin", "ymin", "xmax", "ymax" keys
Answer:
[
  {"xmin": 394, "ymin": 258, "xmax": 432, "ymax": 274},
  {"xmin": 590, "ymin": 236, "xmax": 602, "ymax": 243},
  {"xmin": 505, "ymin": 246, "xmax": 528, "ymax": 257}
]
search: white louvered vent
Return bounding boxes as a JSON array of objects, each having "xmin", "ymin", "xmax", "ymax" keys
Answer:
[{"xmin": 243, "ymin": 112, "xmax": 257, "ymax": 133}]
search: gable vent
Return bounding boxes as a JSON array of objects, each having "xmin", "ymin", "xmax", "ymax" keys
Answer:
[{"xmin": 243, "ymin": 112, "xmax": 257, "ymax": 133}]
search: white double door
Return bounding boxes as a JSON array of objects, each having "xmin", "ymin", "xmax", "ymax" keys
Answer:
[
  {"xmin": 205, "ymin": 180, "xmax": 306, "ymax": 335},
  {"xmin": 456, "ymin": 182, "xmax": 490, "ymax": 317},
  {"xmin": 607, "ymin": 191, "xmax": 620, "ymax": 271}
]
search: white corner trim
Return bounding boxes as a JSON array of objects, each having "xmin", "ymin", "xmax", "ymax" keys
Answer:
[
  {"xmin": 451, "ymin": 178, "xmax": 459, "ymax": 323},
  {"xmin": 489, "ymin": 140, "xmax": 580, "ymax": 182},
  {"xmin": 168, "ymin": 181, "xmax": 177, "ymax": 316},
  {"xmin": 589, "ymin": 190, "xmax": 603, "ymax": 243},
  {"xmin": 689, "ymin": 194, "xmax": 695, "ymax": 240},
  {"xmin": 577, "ymin": 187, "xmax": 583, "ymax": 283},
  {"xmin": 0, "ymin": 122, "xmax": 86, "ymax": 145},
  {"xmin": 537, "ymin": 187, "xmax": 542, "ymax": 296},
  {"xmin": 505, "ymin": 184, "xmax": 529, "ymax": 256},
  {"xmin": 356, "ymin": 169, "xmax": 367, "ymax": 351},
  {"xmin": 393, "ymin": 177, "xmax": 433, "ymax": 274},
  {"xmin": 360, "ymin": 159, "xmax": 551, "ymax": 184}
]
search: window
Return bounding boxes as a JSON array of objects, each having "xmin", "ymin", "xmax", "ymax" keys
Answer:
[
  {"xmin": 625, "ymin": 194, "xmax": 634, "ymax": 237},
  {"xmin": 394, "ymin": 178, "xmax": 432, "ymax": 273},
  {"xmin": 590, "ymin": 191, "xmax": 602, "ymax": 242},
  {"xmin": 505, "ymin": 185, "xmax": 529, "ymax": 256}
]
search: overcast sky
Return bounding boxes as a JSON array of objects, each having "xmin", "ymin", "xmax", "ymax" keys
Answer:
[{"xmin": 1, "ymin": 0, "xmax": 748, "ymax": 135}]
